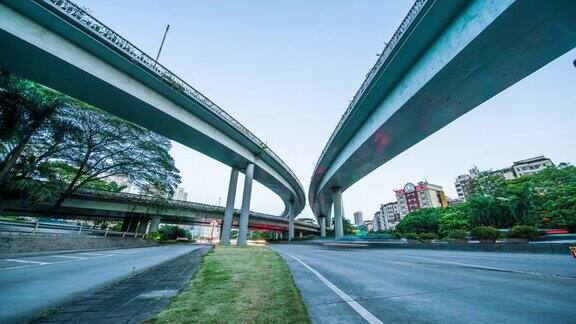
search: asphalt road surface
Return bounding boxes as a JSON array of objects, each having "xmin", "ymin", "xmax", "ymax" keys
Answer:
[
  {"xmin": 271, "ymin": 245, "xmax": 576, "ymax": 324},
  {"xmin": 0, "ymin": 245, "xmax": 199, "ymax": 323}
]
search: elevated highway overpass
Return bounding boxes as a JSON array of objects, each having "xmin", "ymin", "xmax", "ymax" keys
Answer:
[
  {"xmin": 1, "ymin": 188, "xmax": 319, "ymax": 236},
  {"xmin": 310, "ymin": 0, "xmax": 576, "ymax": 237},
  {"xmin": 0, "ymin": 0, "xmax": 306, "ymax": 245}
]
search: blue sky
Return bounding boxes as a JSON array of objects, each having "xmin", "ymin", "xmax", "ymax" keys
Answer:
[{"xmin": 78, "ymin": 0, "xmax": 576, "ymax": 220}]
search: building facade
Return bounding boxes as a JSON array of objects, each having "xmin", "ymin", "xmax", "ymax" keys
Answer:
[
  {"xmin": 372, "ymin": 202, "xmax": 401, "ymax": 231},
  {"xmin": 353, "ymin": 211, "xmax": 364, "ymax": 226},
  {"xmin": 173, "ymin": 187, "xmax": 188, "ymax": 201},
  {"xmin": 512, "ymin": 155, "xmax": 554, "ymax": 177},
  {"xmin": 395, "ymin": 182, "xmax": 448, "ymax": 217}
]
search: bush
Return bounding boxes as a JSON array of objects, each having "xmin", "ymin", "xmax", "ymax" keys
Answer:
[
  {"xmin": 148, "ymin": 231, "xmax": 164, "ymax": 243},
  {"xmin": 158, "ymin": 225, "xmax": 191, "ymax": 240},
  {"xmin": 447, "ymin": 229, "xmax": 468, "ymax": 240},
  {"xmin": 403, "ymin": 232, "xmax": 419, "ymax": 240},
  {"xmin": 470, "ymin": 226, "xmax": 501, "ymax": 240},
  {"xmin": 507, "ymin": 225, "xmax": 540, "ymax": 240},
  {"xmin": 418, "ymin": 233, "xmax": 439, "ymax": 240},
  {"xmin": 438, "ymin": 210, "xmax": 470, "ymax": 236}
]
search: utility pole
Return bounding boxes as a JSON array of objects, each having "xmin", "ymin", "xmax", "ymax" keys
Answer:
[{"xmin": 153, "ymin": 24, "xmax": 170, "ymax": 67}]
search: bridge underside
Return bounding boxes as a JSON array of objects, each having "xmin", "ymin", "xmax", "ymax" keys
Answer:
[
  {"xmin": 311, "ymin": 0, "xmax": 576, "ymax": 217},
  {"xmin": 1, "ymin": 199, "xmax": 318, "ymax": 234},
  {"xmin": 0, "ymin": 1, "xmax": 304, "ymax": 218}
]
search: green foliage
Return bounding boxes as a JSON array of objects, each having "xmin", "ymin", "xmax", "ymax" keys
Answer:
[
  {"xmin": 506, "ymin": 225, "xmax": 540, "ymax": 241},
  {"xmin": 418, "ymin": 232, "xmax": 438, "ymax": 240},
  {"xmin": 0, "ymin": 71, "xmax": 181, "ymax": 209},
  {"xmin": 470, "ymin": 226, "xmax": 501, "ymax": 240},
  {"xmin": 343, "ymin": 217, "xmax": 355, "ymax": 235},
  {"xmin": 148, "ymin": 231, "xmax": 164, "ymax": 243},
  {"xmin": 158, "ymin": 225, "xmax": 191, "ymax": 240},
  {"xmin": 403, "ymin": 232, "xmax": 419, "ymax": 240},
  {"xmin": 438, "ymin": 209, "xmax": 470, "ymax": 236},
  {"xmin": 447, "ymin": 229, "xmax": 468, "ymax": 240},
  {"xmin": 395, "ymin": 208, "xmax": 441, "ymax": 234}
]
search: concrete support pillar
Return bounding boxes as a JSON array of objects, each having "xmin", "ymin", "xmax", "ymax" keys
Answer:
[
  {"xmin": 237, "ymin": 163, "xmax": 254, "ymax": 246},
  {"xmin": 319, "ymin": 215, "xmax": 326, "ymax": 237},
  {"xmin": 149, "ymin": 215, "xmax": 161, "ymax": 232},
  {"xmin": 221, "ymin": 168, "xmax": 239, "ymax": 245},
  {"xmin": 137, "ymin": 218, "xmax": 149, "ymax": 234},
  {"xmin": 332, "ymin": 187, "xmax": 344, "ymax": 239},
  {"xmin": 288, "ymin": 202, "xmax": 295, "ymax": 242}
]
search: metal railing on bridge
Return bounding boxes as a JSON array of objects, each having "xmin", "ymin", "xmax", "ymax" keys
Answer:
[
  {"xmin": 37, "ymin": 0, "xmax": 303, "ymax": 192},
  {"xmin": 314, "ymin": 0, "xmax": 429, "ymax": 170}
]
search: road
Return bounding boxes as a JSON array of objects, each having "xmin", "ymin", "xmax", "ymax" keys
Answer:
[
  {"xmin": 0, "ymin": 245, "xmax": 199, "ymax": 323},
  {"xmin": 271, "ymin": 245, "xmax": 576, "ymax": 324}
]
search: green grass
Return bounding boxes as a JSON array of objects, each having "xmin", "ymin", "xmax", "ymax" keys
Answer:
[{"xmin": 152, "ymin": 246, "xmax": 310, "ymax": 324}]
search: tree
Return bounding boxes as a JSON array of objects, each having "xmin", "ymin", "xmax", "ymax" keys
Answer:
[
  {"xmin": 467, "ymin": 195, "xmax": 512, "ymax": 228},
  {"xmin": 0, "ymin": 72, "xmax": 64, "ymax": 187},
  {"xmin": 438, "ymin": 208, "xmax": 470, "ymax": 237},
  {"xmin": 468, "ymin": 174, "xmax": 507, "ymax": 197},
  {"xmin": 47, "ymin": 101, "xmax": 180, "ymax": 213},
  {"xmin": 395, "ymin": 208, "xmax": 442, "ymax": 235}
]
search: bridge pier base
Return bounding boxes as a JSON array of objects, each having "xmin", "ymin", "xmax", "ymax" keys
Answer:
[
  {"xmin": 149, "ymin": 215, "xmax": 161, "ymax": 232},
  {"xmin": 237, "ymin": 163, "xmax": 254, "ymax": 246},
  {"xmin": 319, "ymin": 215, "xmax": 326, "ymax": 237},
  {"xmin": 332, "ymin": 187, "xmax": 344, "ymax": 239},
  {"xmin": 221, "ymin": 167, "xmax": 239, "ymax": 245}
]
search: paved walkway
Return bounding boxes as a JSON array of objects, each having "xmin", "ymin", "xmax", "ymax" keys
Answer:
[{"xmin": 34, "ymin": 245, "xmax": 210, "ymax": 323}]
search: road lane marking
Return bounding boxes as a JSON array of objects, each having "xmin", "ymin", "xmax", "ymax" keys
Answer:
[
  {"xmin": 47, "ymin": 255, "xmax": 88, "ymax": 259},
  {"xmin": 0, "ymin": 265, "xmax": 33, "ymax": 271},
  {"xmin": 283, "ymin": 252, "xmax": 383, "ymax": 324},
  {"xmin": 405, "ymin": 256, "xmax": 576, "ymax": 279},
  {"xmin": 5, "ymin": 259, "xmax": 51, "ymax": 265}
]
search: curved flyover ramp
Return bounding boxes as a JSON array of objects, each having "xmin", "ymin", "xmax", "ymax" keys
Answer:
[
  {"xmin": 0, "ymin": 0, "xmax": 306, "ymax": 245},
  {"xmin": 310, "ymin": 0, "xmax": 576, "ymax": 237}
]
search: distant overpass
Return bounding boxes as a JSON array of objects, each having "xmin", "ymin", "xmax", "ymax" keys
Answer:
[
  {"xmin": 0, "ymin": 0, "xmax": 305, "ymax": 245},
  {"xmin": 310, "ymin": 0, "xmax": 576, "ymax": 237},
  {"xmin": 1, "ymin": 188, "xmax": 319, "ymax": 235}
]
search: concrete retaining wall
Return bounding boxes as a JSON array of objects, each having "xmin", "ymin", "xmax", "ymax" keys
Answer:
[{"xmin": 0, "ymin": 234, "xmax": 157, "ymax": 257}]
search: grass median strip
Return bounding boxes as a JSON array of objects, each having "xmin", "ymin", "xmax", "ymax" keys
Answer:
[{"xmin": 152, "ymin": 246, "xmax": 310, "ymax": 324}]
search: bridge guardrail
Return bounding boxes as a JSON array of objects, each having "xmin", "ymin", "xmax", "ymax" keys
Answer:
[{"xmin": 37, "ymin": 0, "xmax": 303, "ymax": 194}]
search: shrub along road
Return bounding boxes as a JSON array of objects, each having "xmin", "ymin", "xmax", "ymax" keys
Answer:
[{"xmin": 271, "ymin": 244, "xmax": 576, "ymax": 323}]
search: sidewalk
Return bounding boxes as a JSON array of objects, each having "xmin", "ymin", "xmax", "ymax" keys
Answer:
[{"xmin": 35, "ymin": 245, "xmax": 211, "ymax": 323}]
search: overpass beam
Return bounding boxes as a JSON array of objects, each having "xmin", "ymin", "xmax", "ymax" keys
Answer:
[
  {"xmin": 237, "ymin": 163, "xmax": 254, "ymax": 246},
  {"xmin": 332, "ymin": 187, "xmax": 344, "ymax": 239},
  {"xmin": 149, "ymin": 215, "xmax": 161, "ymax": 232},
  {"xmin": 221, "ymin": 167, "xmax": 239, "ymax": 245},
  {"xmin": 319, "ymin": 215, "xmax": 326, "ymax": 237},
  {"xmin": 288, "ymin": 202, "xmax": 295, "ymax": 242}
]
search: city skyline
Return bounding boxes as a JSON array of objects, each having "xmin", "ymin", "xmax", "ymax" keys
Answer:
[{"xmin": 76, "ymin": 0, "xmax": 576, "ymax": 220}]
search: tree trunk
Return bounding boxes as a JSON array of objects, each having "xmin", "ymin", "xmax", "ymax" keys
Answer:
[{"xmin": 0, "ymin": 131, "xmax": 34, "ymax": 188}]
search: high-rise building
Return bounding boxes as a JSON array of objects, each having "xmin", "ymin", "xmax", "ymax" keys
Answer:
[
  {"xmin": 372, "ymin": 202, "xmax": 401, "ymax": 231},
  {"xmin": 353, "ymin": 212, "xmax": 364, "ymax": 226},
  {"xmin": 173, "ymin": 186, "xmax": 188, "ymax": 201},
  {"xmin": 395, "ymin": 181, "xmax": 448, "ymax": 217},
  {"xmin": 512, "ymin": 155, "xmax": 554, "ymax": 177},
  {"xmin": 454, "ymin": 166, "xmax": 479, "ymax": 201}
]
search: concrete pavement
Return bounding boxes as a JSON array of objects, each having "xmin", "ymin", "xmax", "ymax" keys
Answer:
[
  {"xmin": 271, "ymin": 245, "xmax": 576, "ymax": 324},
  {"xmin": 0, "ymin": 245, "xmax": 199, "ymax": 323}
]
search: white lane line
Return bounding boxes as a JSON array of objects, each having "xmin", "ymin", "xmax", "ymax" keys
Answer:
[
  {"xmin": 0, "ymin": 265, "xmax": 33, "ymax": 271},
  {"xmin": 5, "ymin": 259, "xmax": 51, "ymax": 265},
  {"xmin": 284, "ymin": 252, "xmax": 383, "ymax": 324},
  {"xmin": 47, "ymin": 255, "xmax": 88, "ymax": 260},
  {"xmin": 405, "ymin": 256, "xmax": 576, "ymax": 279}
]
